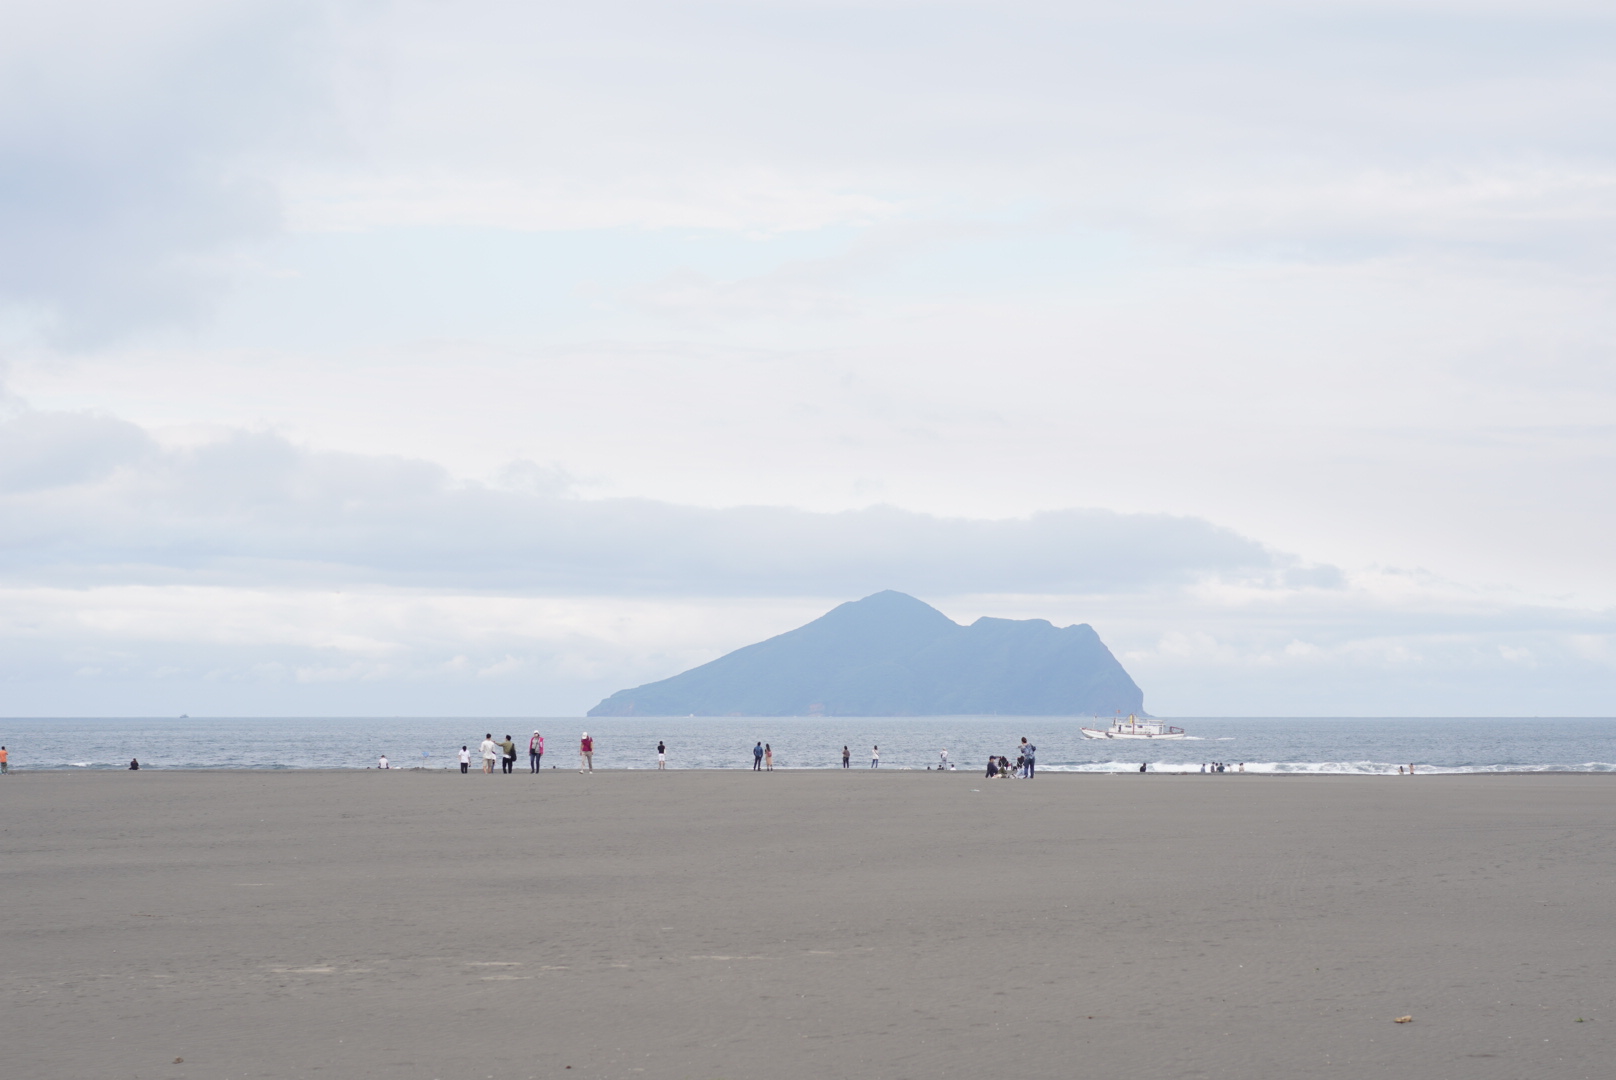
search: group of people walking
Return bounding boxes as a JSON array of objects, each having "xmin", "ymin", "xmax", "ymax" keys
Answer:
[
  {"xmin": 459, "ymin": 731, "xmax": 551, "ymax": 774},
  {"xmin": 452, "ymin": 732, "xmax": 657, "ymax": 774}
]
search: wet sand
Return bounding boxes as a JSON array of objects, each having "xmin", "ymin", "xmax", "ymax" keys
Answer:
[{"xmin": 1, "ymin": 770, "xmax": 1611, "ymax": 1079}]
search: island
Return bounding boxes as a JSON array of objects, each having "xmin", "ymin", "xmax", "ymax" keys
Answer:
[{"xmin": 587, "ymin": 590, "xmax": 1145, "ymax": 717}]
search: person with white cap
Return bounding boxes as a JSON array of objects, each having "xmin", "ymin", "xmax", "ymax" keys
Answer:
[
  {"xmin": 528, "ymin": 730, "xmax": 544, "ymax": 773},
  {"xmin": 580, "ymin": 731, "xmax": 594, "ymax": 773}
]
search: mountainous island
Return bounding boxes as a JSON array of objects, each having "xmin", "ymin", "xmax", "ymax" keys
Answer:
[{"xmin": 587, "ymin": 590, "xmax": 1144, "ymax": 717}]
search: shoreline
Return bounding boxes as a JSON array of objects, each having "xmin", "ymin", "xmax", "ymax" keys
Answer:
[{"xmin": 6, "ymin": 765, "xmax": 1616, "ymax": 775}]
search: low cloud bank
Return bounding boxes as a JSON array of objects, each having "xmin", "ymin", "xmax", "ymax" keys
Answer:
[{"xmin": 0, "ymin": 410, "xmax": 1281, "ymax": 595}]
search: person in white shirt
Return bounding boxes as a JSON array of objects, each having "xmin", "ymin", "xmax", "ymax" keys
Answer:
[
  {"xmin": 458, "ymin": 745, "xmax": 471, "ymax": 774},
  {"xmin": 378, "ymin": 755, "xmax": 389, "ymax": 769},
  {"xmin": 479, "ymin": 734, "xmax": 499, "ymax": 774}
]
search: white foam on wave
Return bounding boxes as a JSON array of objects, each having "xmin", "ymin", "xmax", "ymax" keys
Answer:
[{"xmin": 1041, "ymin": 761, "xmax": 1616, "ymax": 775}]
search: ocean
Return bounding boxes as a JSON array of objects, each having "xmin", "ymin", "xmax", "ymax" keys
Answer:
[{"xmin": 2, "ymin": 715, "xmax": 1613, "ymax": 773}]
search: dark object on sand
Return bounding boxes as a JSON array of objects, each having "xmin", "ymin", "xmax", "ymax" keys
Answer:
[{"xmin": 129, "ymin": 759, "xmax": 140, "ymax": 770}]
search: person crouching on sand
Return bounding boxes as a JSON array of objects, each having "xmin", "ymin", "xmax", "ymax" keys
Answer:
[
  {"xmin": 986, "ymin": 757, "xmax": 998, "ymax": 778},
  {"xmin": 529, "ymin": 731, "xmax": 544, "ymax": 773},
  {"xmin": 480, "ymin": 734, "xmax": 498, "ymax": 774},
  {"xmin": 580, "ymin": 732, "xmax": 594, "ymax": 772}
]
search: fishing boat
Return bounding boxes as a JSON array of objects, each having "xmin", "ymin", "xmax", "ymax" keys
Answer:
[{"xmin": 1080, "ymin": 714, "xmax": 1187, "ymax": 740}]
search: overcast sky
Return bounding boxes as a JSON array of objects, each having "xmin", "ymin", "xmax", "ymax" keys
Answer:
[{"xmin": 2, "ymin": 0, "xmax": 1613, "ymax": 716}]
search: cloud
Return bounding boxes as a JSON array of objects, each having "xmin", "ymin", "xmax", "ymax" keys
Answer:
[
  {"xmin": 0, "ymin": 1, "xmax": 331, "ymax": 343},
  {"xmin": 0, "ymin": 410, "xmax": 1279, "ymax": 595}
]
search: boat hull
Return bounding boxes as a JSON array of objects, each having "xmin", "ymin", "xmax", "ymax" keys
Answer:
[{"xmin": 1080, "ymin": 727, "xmax": 1188, "ymax": 740}]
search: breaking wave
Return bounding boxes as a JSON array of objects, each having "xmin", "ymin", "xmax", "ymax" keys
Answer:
[{"xmin": 1042, "ymin": 761, "xmax": 1616, "ymax": 775}]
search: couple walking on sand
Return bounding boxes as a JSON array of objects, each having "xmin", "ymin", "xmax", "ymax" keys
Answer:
[{"xmin": 477, "ymin": 734, "xmax": 515, "ymax": 773}]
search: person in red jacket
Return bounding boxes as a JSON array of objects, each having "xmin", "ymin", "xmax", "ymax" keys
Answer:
[{"xmin": 580, "ymin": 732, "xmax": 594, "ymax": 773}]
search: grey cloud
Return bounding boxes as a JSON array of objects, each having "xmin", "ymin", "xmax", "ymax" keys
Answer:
[
  {"xmin": 0, "ymin": 2, "xmax": 330, "ymax": 344},
  {"xmin": 0, "ymin": 412, "xmax": 1281, "ymax": 594},
  {"xmin": 0, "ymin": 410, "xmax": 154, "ymax": 492}
]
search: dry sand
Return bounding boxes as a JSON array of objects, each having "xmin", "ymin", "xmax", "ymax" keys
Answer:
[{"xmin": 1, "ymin": 770, "xmax": 1611, "ymax": 1080}]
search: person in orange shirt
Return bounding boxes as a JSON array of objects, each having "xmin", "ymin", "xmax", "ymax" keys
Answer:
[{"xmin": 0, "ymin": 745, "xmax": 8, "ymax": 774}]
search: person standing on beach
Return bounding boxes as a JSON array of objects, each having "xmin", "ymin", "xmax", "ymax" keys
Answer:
[
  {"xmin": 764, "ymin": 744, "xmax": 773, "ymax": 771},
  {"xmin": 842, "ymin": 745, "xmax": 850, "ymax": 768},
  {"xmin": 939, "ymin": 749, "xmax": 949, "ymax": 771},
  {"xmin": 753, "ymin": 742, "xmax": 764, "ymax": 770},
  {"xmin": 529, "ymin": 731, "xmax": 544, "ymax": 773},
  {"xmin": 580, "ymin": 732, "xmax": 594, "ymax": 772},
  {"xmin": 459, "ymin": 745, "xmax": 471, "ymax": 773},
  {"xmin": 871, "ymin": 746, "xmax": 879, "ymax": 768},
  {"xmin": 1020, "ymin": 738, "xmax": 1036, "ymax": 778},
  {"xmin": 500, "ymin": 735, "xmax": 517, "ymax": 774},
  {"xmin": 657, "ymin": 741, "xmax": 666, "ymax": 769},
  {"xmin": 480, "ymin": 734, "xmax": 498, "ymax": 774},
  {"xmin": 0, "ymin": 746, "xmax": 7, "ymax": 774}
]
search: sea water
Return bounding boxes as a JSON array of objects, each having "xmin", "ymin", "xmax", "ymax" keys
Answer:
[{"xmin": 3, "ymin": 716, "xmax": 1614, "ymax": 773}]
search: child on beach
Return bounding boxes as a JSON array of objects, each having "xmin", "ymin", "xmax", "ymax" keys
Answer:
[{"xmin": 459, "ymin": 746, "xmax": 470, "ymax": 773}]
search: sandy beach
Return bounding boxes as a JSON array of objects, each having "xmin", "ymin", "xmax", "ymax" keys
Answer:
[{"xmin": 1, "ymin": 770, "xmax": 1610, "ymax": 1080}]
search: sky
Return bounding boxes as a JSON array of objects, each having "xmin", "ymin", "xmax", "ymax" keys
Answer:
[{"xmin": 2, "ymin": 0, "xmax": 1613, "ymax": 717}]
